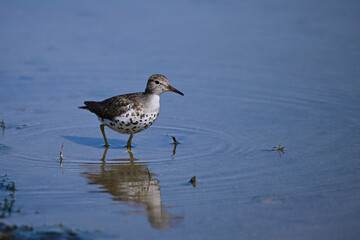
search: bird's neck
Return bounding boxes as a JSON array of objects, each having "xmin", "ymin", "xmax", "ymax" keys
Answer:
[
  {"xmin": 144, "ymin": 88, "xmax": 152, "ymax": 94},
  {"xmin": 143, "ymin": 93, "xmax": 160, "ymax": 113}
]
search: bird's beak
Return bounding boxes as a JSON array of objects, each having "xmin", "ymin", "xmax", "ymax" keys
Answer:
[{"xmin": 167, "ymin": 85, "xmax": 184, "ymax": 96}]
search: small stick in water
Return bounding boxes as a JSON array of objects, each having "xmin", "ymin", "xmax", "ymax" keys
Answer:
[
  {"xmin": 166, "ymin": 134, "xmax": 180, "ymax": 144},
  {"xmin": 171, "ymin": 136, "xmax": 179, "ymax": 144},
  {"xmin": 166, "ymin": 135, "xmax": 180, "ymax": 158},
  {"xmin": 273, "ymin": 140, "xmax": 285, "ymax": 158},
  {"xmin": 60, "ymin": 143, "xmax": 64, "ymax": 160},
  {"xmin": 1, "ymin": 120, "xmax": 5, "ymax": 135},
  {"xmin": 59, "ymin": 143, "xmax": 64, "ymax": 172},
  {"xmin": 189, "ymin": 176, "xmax": 196, "ymax": 187}
]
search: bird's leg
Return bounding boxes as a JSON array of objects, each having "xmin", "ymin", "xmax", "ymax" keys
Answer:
[
  {"xmin": 101, "ymin": 146, "xmax": 109, "ymax": 162},
  {"xmin": 126, "ymin": 134, "xmax": 134, "ymax": 152},
  {"xmin": 127, "ymin": 150, "xmax": 135, "ymax": 161},
  {"xmin": 100, "ymin": 124, "xmax": 109, "ymax": 147}
]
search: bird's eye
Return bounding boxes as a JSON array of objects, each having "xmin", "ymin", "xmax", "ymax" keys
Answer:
[{"xmin": 155, "ymin": 80, "xmax": 159, "ymax": 84}]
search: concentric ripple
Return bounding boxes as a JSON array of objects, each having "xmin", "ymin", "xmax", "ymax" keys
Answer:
[{"xmin": 4, "ymin": 117, "xmax": 243, "ymax": 166}]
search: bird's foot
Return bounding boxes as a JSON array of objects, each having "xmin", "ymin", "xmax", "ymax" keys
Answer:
[{"xmin": 126, "ymin": 145, "xmax": 132, "ymax": 152}]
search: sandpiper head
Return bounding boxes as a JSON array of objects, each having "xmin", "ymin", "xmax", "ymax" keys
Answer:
[{"xmin": 145, "ymin": 74, "xmax": 184, "ymax": 96}]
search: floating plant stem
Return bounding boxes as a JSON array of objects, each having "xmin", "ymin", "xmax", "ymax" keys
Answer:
[
  {"xmin": 59, "ymin": 143, "xmax": 64, "ymax": 172},
  {"xmin": 0, "ymin": 174, "xmax": 17, "ymax": 218},
  {"xmin": 189, "ymin": 176, "xmax": 196, "ymax": 187},
  {"xmin": 166, "ymin": 135, "xmax": 180, "ymax": 158},
  {"xmin": 166, "ymin": 134, "xmax": 179, "ymax": 144},
  {"xmin": 0, "ymin": 120, "xmax": 5, "ymax": 135},
  {"xmin": 171, "ymin": 136, "xmax": 179, "ymax": 144},
  {"xmin": 60, "ymin": 143, "xmax": 64, "ymax": 160},
  {"xmin": 273, "ymin": 141, "xmax": 285, "ymax": 158}
]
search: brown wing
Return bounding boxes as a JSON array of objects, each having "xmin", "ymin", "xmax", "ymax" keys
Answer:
[{"xmin": 79, "ymin": 92, "xmax": 144, "ymax": 120}]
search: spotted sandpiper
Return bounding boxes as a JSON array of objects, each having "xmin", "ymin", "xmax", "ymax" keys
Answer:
[{"xmin": 79, "ymin": 74, "xmax": 184, "ymax": 152}]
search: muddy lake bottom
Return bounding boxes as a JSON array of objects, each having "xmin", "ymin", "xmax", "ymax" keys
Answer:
[{"xmin": 1, "ymin": 1, "xmax": 360, "ymax": 239}]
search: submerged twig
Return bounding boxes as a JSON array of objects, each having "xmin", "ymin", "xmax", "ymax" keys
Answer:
[
  {"xmin": 171, "ymin": 136, "xmax": 179, "ymax": 144},
  {"xmin": 172, "ymin": 143, "xmax": 178, "ymax": 158},
  {"xmin": 189, "ymin": 176, "xmax": 196, "ymax": 188},
  {"xmin": 273, "ymin": 140, "xmax": 285, "ymax": 158},
  {"xmin": 1, "ymin": 120, "xmax": 5, "ymax": 135},
  {"xmin": 166, "ymin": 135, "xmax": 180, "ymax": 158},
  {"xmin": 167, "ymin": 134, "xmax": 180, "ymax": 144},
  {"xmin": 59, "ymin": 143, "xmax": 64, "ymax": 173},
  {"xmin": 60, "ymin": 143, "xmax": 64, "ymax": 160},
  {"xmin": 0, "ymin": 174, "xmax": 17, "ymax": 218},
  {"xmin": 16, "ymin": 124, "xmax": 27, "ymax": 129}
]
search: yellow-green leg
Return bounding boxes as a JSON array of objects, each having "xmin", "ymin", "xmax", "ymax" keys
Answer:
[
  {"xmin": 127, "ymin": 150, "xmax": 135, "ymax": 161},
  {"xmin": 101, "ymin": 146, "xmax": 109, "ymax": 162},
  {"xmin": 126, "ymin": 134, "xmax": 134, "ymax": 152},
  {"xmin": 100, "ymin": 124, "xmax": 109, "ymax": 147}
]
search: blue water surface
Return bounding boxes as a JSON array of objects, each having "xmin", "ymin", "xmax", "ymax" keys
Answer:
[{"xmin": 0, "ymin": 0, "xmax": 360, "ymax": 239}]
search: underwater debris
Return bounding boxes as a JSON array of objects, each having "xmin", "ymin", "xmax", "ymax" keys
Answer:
[
  {"xmin": 0, "ymin": 222, "xmax": 102, "ymax": 240},
  {"xmin": 273, "ymin": 141, "xmax": 285, "ymax": 158},
  {"xmin": 171, "ymin": 136, "xmax": 179, "ymax": 144},
  {"xmin": 189, "ymin": 176, "xmax": 196, "ymax": 187},
  {"xmin": 0, "ymin": 120, "xmax": 5, "ymax": 135},
  {"xmin": 60, "ymin": 143, "xmax": 64, "ymax": 160},
  {"xmin": 59, "ymin": 143, "xmax": 64, "ymax": 173},
  {"xmin": 0, "ymin": 144, "xmax": 7, "ymax": 149},
  {"xmin": 166, "ymin": 134, "xmax": 180, "ymax": 144},
  {"xmin": 16, "ymin": 124, "xmax": 27, "ymax": 129},
  {"xmin": 0, "ymin": 174, "xmax": 17, "ymax": 218}
]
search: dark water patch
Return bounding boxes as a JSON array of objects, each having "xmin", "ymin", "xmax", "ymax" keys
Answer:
[
  {"xmin": 0, "ymin": 144, "xmax": 10, "ymax": 156},
  {"xmin": 0, "ymin": 120, "xmax": 5, "ymax": 135},
  {"xmin": 1, "ymin": 123, "xmax": 28, "ymax": 132},
  {"xmin": 0, "ymin": 222, "xmax": 103, "ymax": 240},
  {"xmin": 37, "ymin": 67, "xmax": 51, "ymax": 72},
  {"xmin": 0, "ymin": 144, "xmax": 8, "ymax": 150},
  {"xmin": 0, "ymin": 174, "xmax": 17, "ymax": 219},
  {"xmin": 17, "ymin": 76, "xmax": 34, "ymax": 82}
]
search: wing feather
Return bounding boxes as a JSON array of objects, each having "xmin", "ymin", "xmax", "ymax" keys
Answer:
[{"xmin": 79, "ymin": 92, "xmax": 144, "ymax": 120}]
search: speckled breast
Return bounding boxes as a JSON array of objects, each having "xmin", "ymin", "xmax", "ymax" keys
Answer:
[{"xmin": 98, "ymin": 109, "xmax": 160, "ymax": 134}]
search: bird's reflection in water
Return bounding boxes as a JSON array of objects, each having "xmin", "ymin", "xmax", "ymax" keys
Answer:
[{"xmin": 81, "ymin": 147, "xmax": 181, "ymax": 230}]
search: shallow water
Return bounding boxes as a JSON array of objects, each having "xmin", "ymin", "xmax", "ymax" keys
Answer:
[{"xmin": 1, "ymin": 0, "xmax": 360, "ymax": 239}]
